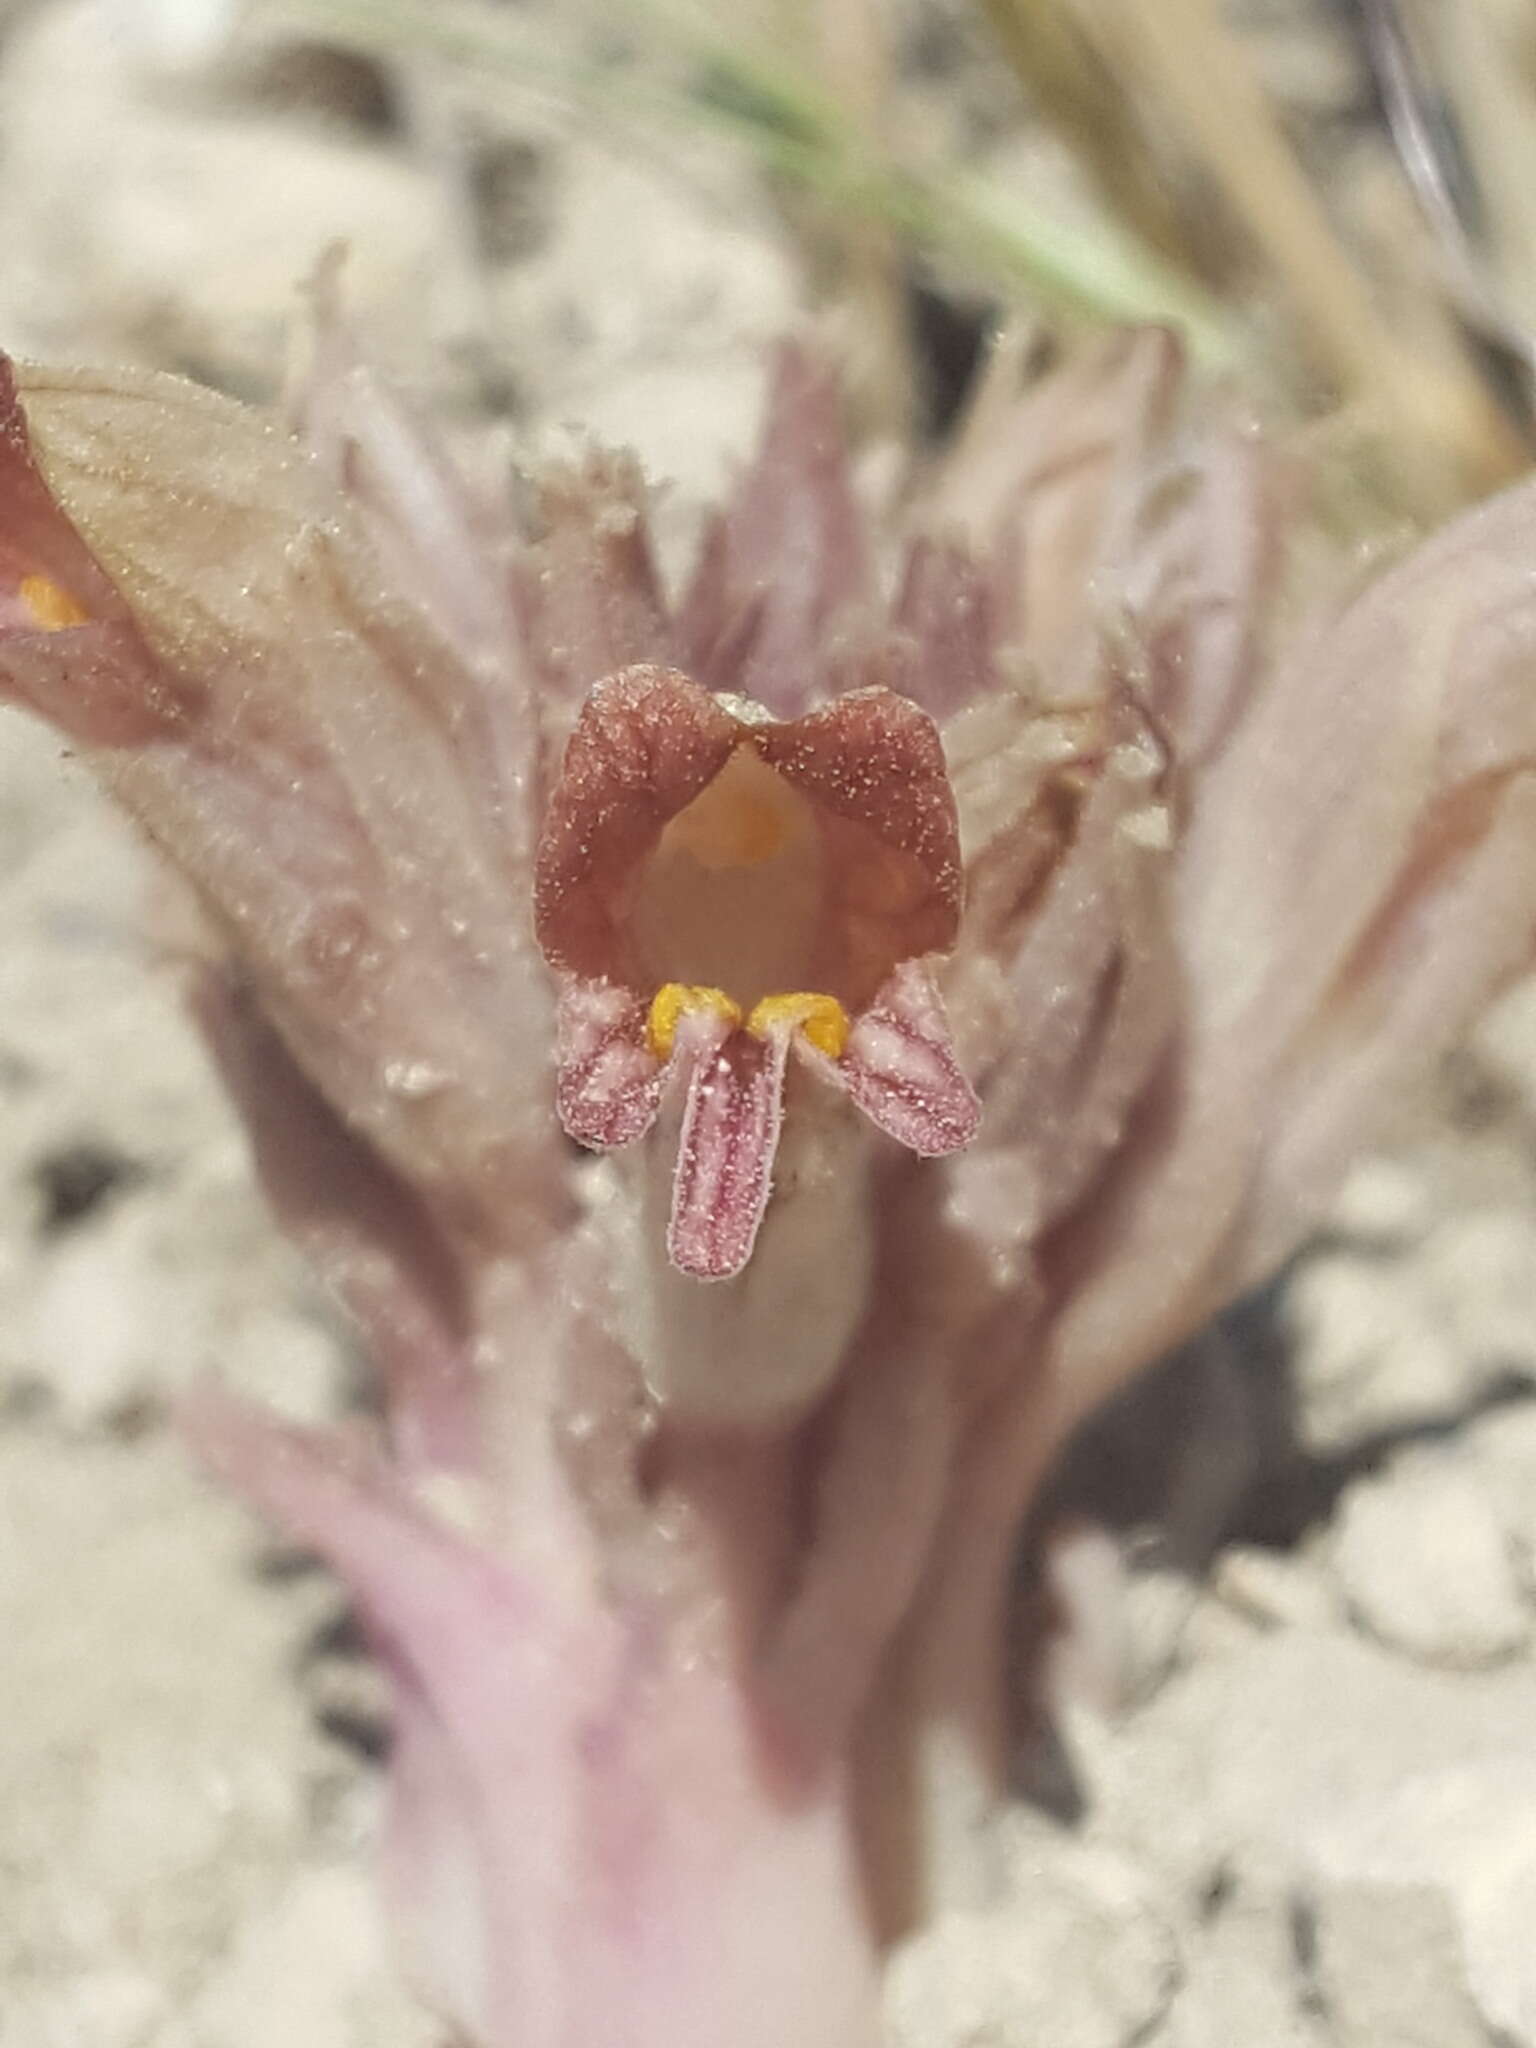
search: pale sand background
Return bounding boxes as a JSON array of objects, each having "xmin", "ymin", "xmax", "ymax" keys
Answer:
[{"xmin": 4, "ymin": 5, "xmax": 1536, "ymax": 2042}]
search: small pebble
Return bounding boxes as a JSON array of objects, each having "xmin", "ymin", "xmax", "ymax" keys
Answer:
[
  {"xmin": 886, "ymin": 1830, "xmax": 1177, "ymax": 2048},
  {"xmin": 1155, "ymin": 1884, "xmax": 1324, "ymax": 2048},
  {"xmin": 1329, "ymin": 1458, "xmax": 1529, "ymax": 1667},
  {"xmin": 1310, "ymin": 1879, "xmax": 1492, "ymax": 2048},
  {"xmin": 1212, "ymin": 1546, "xmax": 1339, "ymax": 1632},
  {"xmin": 1325, "ymin": 1156, "xmax": 1433, "ymax": 1248},
  {"xmin": 1419, "ymin": 1209, "xmax": 1536, "ymax": 1378},
  {"xmin": 1286, "ymin": 1255, "xmax": 1468, "ymax": 1452}
]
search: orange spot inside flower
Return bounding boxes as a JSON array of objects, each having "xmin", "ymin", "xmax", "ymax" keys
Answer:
[
  {"xmin": 646, "ymin": 983, "xmax": 743, "ymax": 1060},
  {"xmin": 662, "ymin": 755, "xmax": 792, "ymax": 869},
  {"xmin": 748, "ymin": 992, "xmax": 849, "ymax": 1059},
  {"xmin": 18, "ymin": 574, "xmax": 89, "ymax": 632},
  {"xmin": 632, "ymin": 745, "xmax": 823, "ymax": 1010}
]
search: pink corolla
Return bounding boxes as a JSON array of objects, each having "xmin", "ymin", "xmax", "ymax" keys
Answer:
[
  {"xmin": 5, "ymin": 307, "xmax": 1536, "ymax": 2045},
  {"xmin": 534, "ymin": 665, "xmax": 977, "ymax": 1279}
]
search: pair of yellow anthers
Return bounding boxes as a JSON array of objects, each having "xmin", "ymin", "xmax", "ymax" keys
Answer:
[{"xmin": 646, "ymin": 984, "xmax": 850, "ymax": 1062}]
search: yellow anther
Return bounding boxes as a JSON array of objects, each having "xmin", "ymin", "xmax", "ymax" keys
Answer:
[
  {"xmin": 646, "ymin": 983, "xmax": 743, "ymax": 1060},
  {"xmin": 747, "ymin": 992, "xmax": 850, "ymax": 1060},
  {"xmin": 18, "ymin": 574, "xmax": 88, "ymax": 632}
]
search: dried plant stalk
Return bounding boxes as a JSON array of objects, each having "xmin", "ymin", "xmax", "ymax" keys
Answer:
[{"xmin": 989, "ymin": 0, "xmax": 1526, "ymax": 502}]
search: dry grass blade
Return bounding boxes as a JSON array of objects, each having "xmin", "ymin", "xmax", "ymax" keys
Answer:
[
  {"xmin": 271, "ymin": 0, "xmax": 1238, "ymax": 364},
  {"xmin": 986, "ymin": 0, "xmax": 1525, "ymax": 505},
  {"xmin": 975, "ymin": 0, "xmax": 1214, "ymax": 284},
  {"xmin": 1429, "ymin": 0, "xmax": 1536, "ymax": 338},
  {"xmin": 1349, "ymin": 0, "xmax": 1536, "ymax": 395},
  {"xmin": 776, "ymin": 0, "xmax": 915, "ymax": 439}
]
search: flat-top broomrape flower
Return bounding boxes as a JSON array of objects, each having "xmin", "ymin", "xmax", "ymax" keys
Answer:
[
  {"xmin": 534, "ymin": 664, "xmax": 978, "ymax": 1280},
  {"xmin": 4, "ymin": 297, "xmax": 1536, "ymax": 2046}
]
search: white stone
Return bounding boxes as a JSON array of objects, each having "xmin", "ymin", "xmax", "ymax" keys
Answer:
[
  {"xmin": 1095, "ymin": 1630, "xmax": 1536, "ymax": 2047},
  {"xmin": 1109, "ymin": 1564, "xmax": 1262, "ymax": 1705},
  {"xmin": 0, "ymin": 1436, "xmax": 337, "ymax": 2025},
  {"xmin": 1463, "ymin": 1401, "xmax": 1536, "ymax": 1568},
  {"xmin": 0, "ymin": 0, "xmax": 442, "ymax": 382},
  {"xmin": 17, "ymin": 1160, "xmax": 345, "ymax": 1426},
  {"xmin": 1154, "ymin": 1887, "xmax": 1323, "ymax": 2048},
  {"xmin": 1309, "ymin": 1762, "xmax": 1536, "ymax": 2046},
  {"xmin": 1042, "ymin": 1520, "xmax": 1132, "ymax": 1716},
  {"xmin": 1469, "ymin": 971, "xmax": 1536, "ymax": 1113},
  {"xmin": 1419, "ymin": 1208, "xmax": 1536, "ymax": 1378},
  {"xmin": 1461, "ymin": 1844, "xmax": 1536, "ymax": 2044},
  {"xmin": 1325, "ymin": 1155, "xmax": 1434, "ymax": 1248},
  {"xmin": 1310, "ymin": 1880, "xmax": 1487, "ymax": 2048},
  {"xmin": 1284, "ymin": 1255, "xmax": 1466, "ymax": 1453},
  {"xmin": 885, "ymin": 1827, "xmax": 1177, "ymax": 2048},
  {"xmin": 1329, "ymin": 1458, "xmax": 1529, "ymax": 1666},
  {"xmin": 511, "ymin": 137, "xmax": 798, "ymax": 530},
  {"xmin": 1211, "ymin": 1546, "xmax": 1340, "ymax": 1633},
  {"xmin": 189, "ymin": 1866, "xmax": 436, "ymax": 2048}
]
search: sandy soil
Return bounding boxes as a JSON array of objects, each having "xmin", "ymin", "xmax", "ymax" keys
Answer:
[{"xmin": 4, "ymin": 5, "xmax": 1536, "ymax": 2044}]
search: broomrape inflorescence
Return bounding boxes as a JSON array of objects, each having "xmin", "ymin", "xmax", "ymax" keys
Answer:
[{"xmin": 4, "ymin": 294, "xmax": 1536, "ymax": 2044}]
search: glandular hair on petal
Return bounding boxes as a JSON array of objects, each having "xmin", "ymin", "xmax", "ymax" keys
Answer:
[{"xmin": 612, "ymin": 1084, "xmax": 874, "ymax": 1428}]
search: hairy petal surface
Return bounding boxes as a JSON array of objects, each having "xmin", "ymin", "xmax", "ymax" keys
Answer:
[
  {"xmin": 0, "ymin": 358, "xmax": 556, "ymax": 1230},
  {"xmin": 667, "ymin": 1022, "xmax": 791, "ymax": 1280},
  {"xmin": 0, "ymin": 359, "xmax": 192, "ymax": 743},
  {"xmin": 533, "ymin": 666, "xmax": 740, "ymax": 988},
  {"xmin": 188, "ymin": 1343, "xmax": 886, "ymax": 2048},
  {"xmin": 867, "ymin": 361, "xmax": 1536, "ymax": 1921},
  {"xmin": 881, "ymin": 473, "xmax": 1536, "ymax": 1879},
  {"xmin": 890, "ymin": 534, "xmax": 996, "ymax": 719},
  {"xmin": 833, "ymin": 962, "xmax": 981, "ymax": 1157},
  {"xmin": 289, "ymin": 253, "xmax": 542, "ymax": 874},
  {"xmin": 925, "ymin": 326, "xmax": 1182, "ymax": 695},
  {"xmin": 190, "ymin": 970, "xmax": 484, "ymax": 1476},
  {"xmin": 517, "ymin": 449, "xmax": 673, "ymax": 721},
  {"xmin": 1045, "ymin": 466, "xmax": 1536, "ymax": 1428},
  {"xmin": 553, "ymin": 980, "xmax": 669, "ymax": 1150},
  {"xmin": 676, "ymin": 342, "xmax": 871, "ymax": 717}
]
